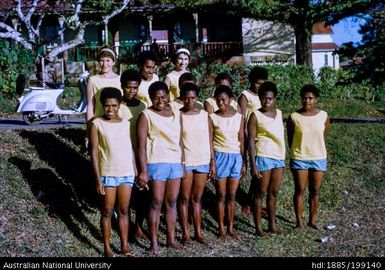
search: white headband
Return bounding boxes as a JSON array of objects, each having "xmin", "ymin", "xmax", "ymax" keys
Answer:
[
  {"xmin": 175, "ymin": 48, "xmax": 190, "ymax": 56},
  {"xmin": 99, "ymin": 48, "xmax": 116, "ymax": 59}
]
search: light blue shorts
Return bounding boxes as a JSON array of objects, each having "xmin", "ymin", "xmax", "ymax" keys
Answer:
[
  {"xmin": 215, "ymin": 151, "xmax": 243, "ymax": 180},
  {"xmin": 147, "ymin": 163, "xmax": 184, "ymax": 181},
  {"xmin": 186, "ymin": 164, "xmax": 210, "ymax": 174},
  {"xmin": 290, "ymin": 159, "xmax": 327, "ymax": 172},
  {"xmin": 100, "ymin": 176, "xmax": 135, "ymax": 188},
  {"xmin": 256, "ymin": 156, "xmax": 285, "ymax": 172}
]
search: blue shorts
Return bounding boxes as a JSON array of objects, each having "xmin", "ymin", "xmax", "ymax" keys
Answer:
[
  {"xmin": 100, "ymin": 176, "xmax": 135, "ymax": 188},
  {"xmin": 256, "ymin": 156, "xmax": 285, "ymax": 172},
  {"xmin": 215, "ymin": 151, "xmax": 243, "ymax": 180},
  {"xmin": 186, "ymin": 164, "xmax": 210, "ymax": 174},
  {"xmin": 147, "ymin": 163, "xmax": 184, "ymax": 181},
  {"xmin": 290, "ymin": 159, "xmax": 327, "ymax": 172}
]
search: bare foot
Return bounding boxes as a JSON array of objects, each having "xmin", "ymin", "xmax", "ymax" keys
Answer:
[
  {"xmin": 294, "ymin": 223, "xmax": 305, "ymax": 230},
  {"xmin": 121, "ymin": 249, "xmax": 136, "ymax": 257},
  {"xmin": 194, "ymin": 236, "xmax": 209, "ymax": 246},
  {"xmin": 218, "ymin": 233, "xmax": 227, "ymax": 240},
  {"xmin": 241, "ymin": 205, "xmax": 251, "ymax": 216},
  {"xmin": 228, "ymin": 232, "xmax": 243, "ymax": 240},
  {"xmin": 104, "ymin": 248, "xmax": 113, "ymax": 257},
  {"xmin": 147, "ymin": 244, "xmax": 158, "ymax": 254},
  {"xmin": 135, "ymin": 228, "xmax": 149, "ymax": 241},
  {"xmin": 308, "ymin": 223, "xmax": 325, "ymax": 232},
  {"xmin": 269, "ymin": 228, "xmax": 286, "ymax": 235},
  {"xmin": 181, "ymin": 237, "xmax": 194, "ymax": 247},
  {"xmin": 256, "ymin": 229, "xmax": 268, "ymax": 237},
  {"xmin": 167, "ymin": 240, "xmax": 185, "ymax": 250}
]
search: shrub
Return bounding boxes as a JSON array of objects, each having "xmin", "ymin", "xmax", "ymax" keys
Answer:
[{"xmin": 0, "ymin": 40, "xmax": 35, "ymax": 99}]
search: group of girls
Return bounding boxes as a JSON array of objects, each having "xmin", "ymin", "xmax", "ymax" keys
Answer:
[{"xmin": 87, "ymin": 46, "xmax": 330, "ymax": 257}]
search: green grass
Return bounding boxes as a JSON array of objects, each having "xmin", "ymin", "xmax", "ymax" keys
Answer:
[{"xmin": 0, "ymin": 123, "xmax": 384, "ymax": 257}]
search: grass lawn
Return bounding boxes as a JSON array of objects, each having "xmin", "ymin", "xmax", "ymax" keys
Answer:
[{"xmin": 0, "ymin": 122, "xmax": 384, "ymax": 257}]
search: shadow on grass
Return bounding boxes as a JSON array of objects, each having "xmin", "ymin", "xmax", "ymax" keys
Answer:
[{"xmin": 11, "ymin": 129, "xmax": 103, "ymax": 254}]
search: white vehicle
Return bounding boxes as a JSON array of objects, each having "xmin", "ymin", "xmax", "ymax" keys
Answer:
[{"xmin": 16, "ymin": 71, "xmax": 88, "ymax": 126}]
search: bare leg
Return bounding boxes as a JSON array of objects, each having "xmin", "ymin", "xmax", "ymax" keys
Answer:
[
  {"xmin": 267, "ymin": 168, "xmax": 284, "ymax": 234},
  {"xmin": 101, "ymin": 187, "xmax": 116, "ymax": 257},
  {"xmin": 292, "ymin": 169, "xmax": 309, "ymax": 229},
  {"xmin": 308, "ymin": 170, "xmax": 325, "ymax": 231},
  {"xmin": 177, "ymin": 173, "xmax": 193, "ymax": 243},
  {"xmin": 147, "ymin": 181, "xmax": 166, "ymax": 254},
  {"xmin": 165, "ymin": 178, "xmax": 182, "ymax": 249},
  {"xmin": 226, "ymin": 178, "xmax": 240, "ymax": 239},
  {"xmin": 117, "ymin": 184, "xmax": 132, "ymax": 255},
  {"xmin": 191, "ymin": 173, "xmax": 208, "ymax": 243},
  {"xmin": 215, "ymin": 178, "xmax": 227, "ymax": 239},
  {"xmin": 253, "ymin": 171, "xmax": 270, "ymax": 236}
]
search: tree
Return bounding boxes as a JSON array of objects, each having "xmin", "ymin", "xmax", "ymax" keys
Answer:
[
  {"xmin": 162, "ymin": 0, "xmax": 382, "ymax": 67},
  {"xmin": 0, "ymin": 0, "xmax": 132, "ymax": 63}
]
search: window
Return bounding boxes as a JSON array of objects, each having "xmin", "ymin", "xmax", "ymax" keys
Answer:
[{"xmin": 324, "ymin": 54, "xmax": 328, "ymax": 66}]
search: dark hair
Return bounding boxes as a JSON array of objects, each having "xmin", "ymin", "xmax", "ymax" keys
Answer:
[
  {"xmin": 300, "ymin": 84, "xmax": 320, "ymax": 98},
  {"xmin": 215, "ymin": 72, "xmax": 232, "ymax": 86},
  {"xmin": 148, "ymin": 81, "xmax": 169, "ymax": 99},
  {"xmin": 258, "ymin": 81, "xmax": 278, "ymax": 98},
  {"xmin": 180, "ymin": 82, "xmax": 199, "ymax": 97},
  {"xmin": 120, "ymin": 69, "xmax": 141, "ymax": 85},
  {"xmin": 138, "ymin": 51, "xmax": 158, "ymax": 67},
  {"xmin": 100, "ymin": 87, "xmax": 122, "ymax": 104},
  {"xmin": 214, "ymin": 85, "xmax": 233, "ymax": 98},
  {"xmin": 178, "ymin": 72, "xmax": 197, "ymax": 89},
  {"xmin": 98, "ymin": 46, "xmax": 116, "ymax": 62},
  {"xmin": 249, "ymin": 66, "xmax": 268, "ymax": 83}
]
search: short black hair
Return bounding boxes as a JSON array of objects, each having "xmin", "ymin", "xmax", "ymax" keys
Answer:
[
  {"xmin": 300, "ymin": 84, "xmax": 320, "ymax": 98},
  {"xmin": 100, "ymin": 87, "xmax": 122, "ymax": 104},
  {"xmin": 258, "ymin": 81, "xmax": 278, "ymax": 98},
  {"xmin": 120, "ymin": 69, "xmax": 141, "ymax": 85},
  {"xmin": 178, "ymin": 72, "xmax": 197, "ymax": 89},
  {"xmin": 214, "ymin": 85, "xmax": 233, "ymax": 99},
  {"xmin": 180, "ymin": 82, "xmax": 199, "ymax": 97},
  {"xmin": 148, "ymin": 81, "xmax": 169, "ymax": 99},
  {"xmin": 215, "ymin": 72, "xmax": 232, "ymax": 85},
  {"xmin": 249, "ymin": 66, "xmax": 268, "ymax": 83},
  {"xmin": 138, "ymin": 51, "xmax": 158, "ymax": 67}
]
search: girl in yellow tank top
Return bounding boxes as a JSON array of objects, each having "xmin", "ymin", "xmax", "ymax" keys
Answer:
[
  {"xmin": 136, "ymin": 81, "xmax": 184, "ymax": 253},
  {"xmin": 178, "ymin": 82, "xmax": 215, "ymax": 245},
  {"xmin": 209, "ymin": 85, "xmax": 246, "ymax": 240},
  {"xmin": 287, "ymin": 84, "xmax": 330, "ymax": 232},
  {"xmin": 89, "ymin": 87, "xmax": 137, "ymax": 257},
  {"xmin": 247, "ymin": 81, "xmax": 285, "ymax": 236}
]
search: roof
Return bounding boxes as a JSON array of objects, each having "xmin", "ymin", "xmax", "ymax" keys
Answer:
[
  {"xmin": 312, "ymin": 22, "xmax": 334, "ymax": 35},
  {"xmin": 312, "ymin": 42, "xmax": 339, "ymax": 50}
]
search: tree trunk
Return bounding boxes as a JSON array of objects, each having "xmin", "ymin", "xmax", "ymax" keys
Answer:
[{"xmin": 294, "ymin": 23, "xmax": 312, "ymax": 67}]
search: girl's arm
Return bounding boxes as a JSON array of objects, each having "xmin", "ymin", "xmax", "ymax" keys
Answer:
[
  {"xmin": 136, "ymin": 112, "xmax": 149, "ymax": 189},
  {"xmin": 204, "ymin": 100, "xmax": 214, "ymax": 114},
  {"xmin": 239, "ymin": 116, "xmax": 247, "ymax": 179},
  {"xmin": 247, "ymin": 112, "xmax": 261, "ymax": 178},
  {"xmin": 90, "ymin": 123, "xmax": 105, "ymax": 195},
  {"xmin": 208, "ymin": 116, "xmax": 216, "ymax": 181},
  {"xmin": 287, "ymin": 115, "xmax": 294, "ymax": 149},
  {"xmin": 86, "ymin": 77, "xmax": 95, "ymax": 122},
  {"xmin": 179, "ymin": 113, "xmax": 187, "ymax": 179},
  {"xmin": 324, "ymin": 116, "xmax": 331, "ymax": 138},
  {"xmin": 237, "ymin": 94, "xmax": 247, "ymax": 118}
]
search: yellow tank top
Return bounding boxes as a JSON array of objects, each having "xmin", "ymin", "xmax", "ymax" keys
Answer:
[
  {"xmin": 120, "ymin": 101, "xmax": 146, "ymax": 149},
  {"xmin": 210, "ymin": 112, "xmax": 242, "ymax": 153},
  {"xmin": 254, "ymin": 109, "xmax": 285, "ymax": 160},
  {"xmin": 138, "ymin": 74, "xmax": 159, "ymax": 107},
  {"xmin": 182, "ymin": 110, "xmax": 211, "ymax": 166},
  {"xmin": 290, "ymin": 110, "xmax": 328, "ymax": 160},
  {"xmin": 92, "ymin": 118, "xmax": 135, "ymax": 177},
  {"xmin": 241, "ymin": 90, "xmax": 261, "ymax": 121},
  {"xmin": 205, "ymin": 97, "xmax": 239, "ymax": 113},
  {"xmin": 166, "ymin": 70, "xmax": 187, "ymax": 101},
  {"xmin": 142, "ymin": 109, "xmax": 182, "ymax": 163},
  {"xmin": 90, "ymin": 75, "xmax": 122, "ymax": 118}
]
